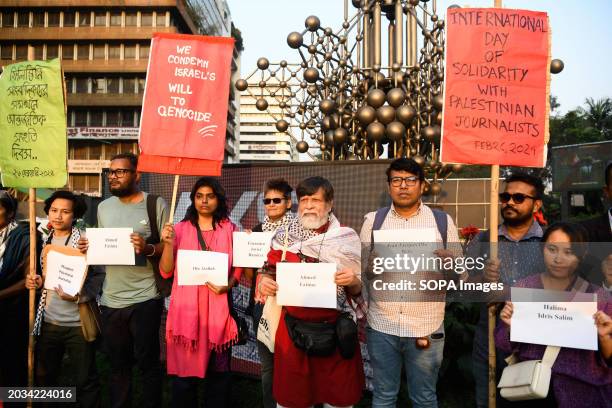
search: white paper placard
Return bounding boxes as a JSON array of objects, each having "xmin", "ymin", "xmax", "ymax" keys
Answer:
[
  {"xmin": 510, "ymin": 287, "xmax": 598, "ymax": 350},
  {"xmin": 177, "ymin": 249, "xmax": 229, "ymax": 286},
  {"xmin": 44, "ymin": 250, "xmax": 88, "ymax": 297},
  {"xmin": 232, "ymin": 231, "xmax": 275, "ymax": 267},
  {"xmin": 373, "ymin": 228, "xmax": 437, "ymax": 243},
  {"xmin": 86, "ymin": 228, "xmax": 135, "ymax": 265},
  {"xmin": 276, "ymin": 262, "xmax": 337, "ymax": 309},
  {"xmin": 373, "ymin": 228, "xmax": 439, "ymax": 272}
]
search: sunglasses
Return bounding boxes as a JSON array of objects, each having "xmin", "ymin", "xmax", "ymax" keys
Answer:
[
  {"xmin": 263, "ymin": 198, "xmax": 285, "ymax": 205},
  {"xmin": 499, "ymin": 192, "xmax": 537, "ymax": 204}
]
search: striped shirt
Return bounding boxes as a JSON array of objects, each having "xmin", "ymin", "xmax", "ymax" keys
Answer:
[{"xmin": 359, "ymin": 202, "xmax": 461, "ymax": 337}]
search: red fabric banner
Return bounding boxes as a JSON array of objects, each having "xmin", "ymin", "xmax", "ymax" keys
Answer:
[
  {"xmin": 138, "ymin": 33, "xmax": 234, "ymax": 175},
  {"xmin": 440, "ymin": 8, "xmax": 550, "ymax": 167}
]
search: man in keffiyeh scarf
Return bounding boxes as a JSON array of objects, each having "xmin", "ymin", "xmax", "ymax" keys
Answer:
[{"xmin": 258, "ymin": 177, "xmax": 365, "ymax": 408}]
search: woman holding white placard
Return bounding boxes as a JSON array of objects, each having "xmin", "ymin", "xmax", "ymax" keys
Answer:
[
  {"xmin": 25, "ymin": 190, "xmax": 104, "ymax": 408},
  {"xmin": 159, "ymin": 177, "xmax": 242, "ymax": 408},
  {"xmin": 496, "ymin": 222, "xmax": 611, "ymax": 407},
  {"xmin": 248, "ymin": 178, "xmax": 294, "ymax": 408}
]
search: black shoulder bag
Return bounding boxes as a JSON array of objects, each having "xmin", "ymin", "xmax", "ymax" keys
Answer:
[
  {"xmin": 196, "ymin": 226, "xmax": 248, "ymax": 346},
  {"xmin": 146, "ymin": 194, "xmax": 173, "ymax": 297}
]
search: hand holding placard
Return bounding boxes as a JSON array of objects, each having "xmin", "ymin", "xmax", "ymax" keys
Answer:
[
  {"xmin": 43, "ymin": 245, "xmax": 88, "ymax": 297},
  {"xmin": 276, "ymin": 262, "xmax": 337, "ymax": 309},
  {"xmin": 232, "ymin": 231, "xmax": 274, "ymax": 267},
  {"xmin": 176, "ymin": 249, "xmax": 229, "ymax": 286},
  {"xmin": 86, "ymin": 228, "xmax": 135, "ymax": 265}
]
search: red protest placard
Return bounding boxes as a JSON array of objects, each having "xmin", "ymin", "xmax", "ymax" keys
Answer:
[
  {"xmin": 138, "ymin": 33, "xmax": 234, "ymax": 175},
  {"xmin": 440, "ymin": 8, "xmax": 551, "ymax": 167}
]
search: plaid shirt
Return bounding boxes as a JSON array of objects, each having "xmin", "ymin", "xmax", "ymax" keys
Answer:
[{"xmin": 359, "ymin": 202, "xmax": 461, "ymax": 337}]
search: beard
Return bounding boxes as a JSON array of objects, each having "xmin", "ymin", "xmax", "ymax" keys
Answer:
[
  {"xmin": 110, "ymin": 185, "xmax": 135, "ymax": 197},
  {"xmin": 299, "ymin": 213, "xmax": 328, "ymax": 230},
  {"xmin": 502, "ymin": 206, "xmax": 533, "ymax": 226}
]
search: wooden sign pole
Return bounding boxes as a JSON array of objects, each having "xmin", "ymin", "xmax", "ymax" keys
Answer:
[
  {"xmin": 168, "ymin": 174, "xmax": 180, "ymax": 224},
  {"xmin": 26, "ymin": 45, "xmax": 36, "ymax": 408},
  {"xmin": 488, "ymin": 3, "xmax": 502, "ymax": 408}
]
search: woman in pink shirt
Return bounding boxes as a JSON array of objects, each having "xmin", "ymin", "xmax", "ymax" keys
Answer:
[{"xmin": 159, "ymin": 177, "xmax": 241, "ymax": 407}]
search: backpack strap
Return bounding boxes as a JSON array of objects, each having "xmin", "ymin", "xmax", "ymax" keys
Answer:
[
  {"xmin": 431, "ymin": 208, "xmax": 448, "ymax": 250},
  {"xmin": 145, "ymin": 194, "xmax": 173, "ymax": 297},
  {"xmin": 146, "ymin": 194, "xmax": 160, "ymax": 245},
  {"xmin": 370, "ymin": 206, "xmax": 390, "ymax": 251}
]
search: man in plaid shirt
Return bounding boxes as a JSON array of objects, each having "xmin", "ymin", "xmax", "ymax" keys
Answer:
[{"xmin": 360, "ymin": 158, "xmax": 462, "ymax": 408}]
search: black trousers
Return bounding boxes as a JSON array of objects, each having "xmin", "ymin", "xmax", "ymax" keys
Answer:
[
  {"xmin": 35, "ymin": 322, "xmax": 99, "ymax": 408},
  {"xmin": 171, "ymin": 350, "xmax": 232, "ymax": 408},
  {"xmin": 100, "ymin": 298, "xmax": 163, "ymax": 408},
  {"xmin": 0, "ymin": 297, "xmax": 28, "ymax": 408}
]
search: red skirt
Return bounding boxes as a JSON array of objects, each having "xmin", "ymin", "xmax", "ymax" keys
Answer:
[{"xmin": 273, "ymin": 305, "xmax": 365, "ymax": 408}]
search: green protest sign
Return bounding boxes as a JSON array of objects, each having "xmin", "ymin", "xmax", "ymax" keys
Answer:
[{"xmin": 0, "ymin": 58, "xmax": 67, "ymax": 188}]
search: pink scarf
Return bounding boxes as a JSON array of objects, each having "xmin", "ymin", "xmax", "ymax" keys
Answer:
[{"xmin": 166, "ymin": 219, "xmax": 238, "ymax": 351}]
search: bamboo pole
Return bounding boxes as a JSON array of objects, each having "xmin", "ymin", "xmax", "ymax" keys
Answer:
[
  {"xmin": 26, "ymin": 45, "xmax": 35, "ymax": 408},
  {"xmin": 489, "ymin": 4, "xmax": 502, "ymax": 408},
  {"xmin": 168, "ymin": 175, "xmax": 180, "ymax": 224}
]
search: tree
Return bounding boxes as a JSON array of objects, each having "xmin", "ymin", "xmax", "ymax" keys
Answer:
[{"xmin": 580, "ymin": 97, "xmax": 612, "ymax": 140}]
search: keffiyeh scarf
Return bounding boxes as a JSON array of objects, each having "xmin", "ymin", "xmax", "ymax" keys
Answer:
[{"xmin": 32, "ymin": 227, "xmax": 81, "ymax": 335}]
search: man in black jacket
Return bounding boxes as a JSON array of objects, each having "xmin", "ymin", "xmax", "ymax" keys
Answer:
[{"xmin": 580, "ymin": 161, "xmax": 612, "ymax": 290}]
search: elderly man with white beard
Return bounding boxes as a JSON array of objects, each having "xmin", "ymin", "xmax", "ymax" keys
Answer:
[{"xmin": 257, "ymin": 176, "xmax": 365, "ymax": 408}]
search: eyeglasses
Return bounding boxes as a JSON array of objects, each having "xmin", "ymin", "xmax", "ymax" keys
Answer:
[
  {"xmin": 263, "ymin": 198, "xmax": 285, "ymax": 205},
  {"xmin": 108, "ymin": 168, "xmax": 134, "ymax": 178},
  {"xmin": 389, "ymin": 176, "xmax": 419, "ymax": 187},
  {"xmin": 499, "ymin": 192, "xmax": 537, "ymax": 204}
]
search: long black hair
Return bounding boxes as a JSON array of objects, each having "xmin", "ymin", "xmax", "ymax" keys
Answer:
[{"xmin": 182, "ymin": 177, "xmax": 229, "ymax": 229}]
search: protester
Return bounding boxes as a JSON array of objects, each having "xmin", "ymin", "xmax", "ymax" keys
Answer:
[
  {"xmin": 467, "ymin": 172, "xmax": 546, "ymax": 408},
  {"xmin": 78, "ymin": 152, "xmax": 168, "ymax": 408},
  {"xmin": 580, "ymin": 160, "xmax": 612, "ymax": 290},
  {"xmin": 258, "ymin": 176, "xmax": 364, "ymax": 408},
  {"xmin": 159, "ymin": 177, "xmax": 242, "ymax": 408},
  {"xmin": 247, "ymin": 178, "xmax": 294, "ymax": 408},
  {"xmin": 496, "ymin": 222, "xmax": 612, "ymax": 408},
  {"xmin": 25, "ymin": 191, "xmax": 104, "ymax": 408},
  {"xmin": 0, "ymin": 191, "xmax": 33, "ymax": 390},
  {"xmin": 359, "ymin": 158, "xmax": 462, "ymax": 408}
]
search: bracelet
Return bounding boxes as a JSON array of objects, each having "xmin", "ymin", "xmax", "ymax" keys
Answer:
[
  {"xmin": 74, "ymin": 294, "xmax": 80, "ymax": 304},
  {"xmin": 146, "ymin": 244, "xmax": 156, "ymax": 257}
]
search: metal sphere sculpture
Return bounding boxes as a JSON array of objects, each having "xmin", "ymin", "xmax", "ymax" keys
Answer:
[{"xmin": 237, "ymin": 0, "xmax": 563, "ymax": 195}]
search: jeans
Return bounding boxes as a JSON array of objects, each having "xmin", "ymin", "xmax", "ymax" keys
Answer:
[
  {"xmin": 257, "ymin": 339, "xmax": 276, "ymax": 408},
  {"xmin": 36, "ymin": 322, "xmax": 99, "ymax": 408},
  {"xmin": 100, "ymin": 298, "xmax": 163, "ymax": 408},
  {"xmin": 367, "ymin": 326, "xmax": 444, "ymax": 408}
]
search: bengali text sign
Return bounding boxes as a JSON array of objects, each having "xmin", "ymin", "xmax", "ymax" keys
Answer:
[
  {"xmin": 0, "ymin": 59, "xmax": 67, "ymax": 187},
  {"xmin": 441, "ymin": 8, "xmax": 550, "ymax": 167}
]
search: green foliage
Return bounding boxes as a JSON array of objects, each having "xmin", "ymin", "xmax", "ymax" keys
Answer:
[
  {"xmin": 232, "ymin": 25, "xmax": 245, "ymax": 52},
  {"xmin": 550, "ymin": 97, "xmax": 612, "ymax": 147}
]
